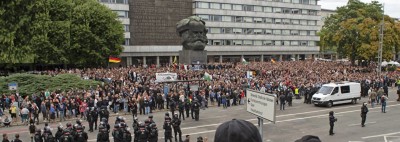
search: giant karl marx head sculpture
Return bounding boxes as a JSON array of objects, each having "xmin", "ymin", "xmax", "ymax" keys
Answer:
[{"xmin": 176, "ymin": 16, "xmax": 208, "ymax": 51}]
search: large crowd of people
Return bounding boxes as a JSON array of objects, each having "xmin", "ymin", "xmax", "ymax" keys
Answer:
[{"xmin": 1, "ymin": 60, "xmax": 400, "ymax": 142}]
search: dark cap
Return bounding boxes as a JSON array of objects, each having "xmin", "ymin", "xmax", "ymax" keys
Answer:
[
  {"xmin": 214, "ymin": 119, "xmax": 262, "ymax": 142},
  {"xmin": 295, "ymin": 135, "xmax": 321, "ymax": 142}
]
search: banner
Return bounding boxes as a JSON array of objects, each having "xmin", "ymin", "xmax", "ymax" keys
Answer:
[{"xmin": 156, "ymin": 72, "xmax": 177, "ymax": 82}]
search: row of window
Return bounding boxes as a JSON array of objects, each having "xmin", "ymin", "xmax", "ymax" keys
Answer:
[
  {"xmin": 208, "ymin": 27, "xmax": 317, "ymax": 36},
  {"xmin": 99, "ymin": 0, "xmax": 128, "ymax": 4},
  {"xmin": 124, "ymin": 25, "xmax": 129, "ymax": 32},
  {"xmin": 254, "ymin": 0, "xmax": 317, "ymax": 5},
  {"xmin": 194, "ymin": 2, "xmax": 318, "ymax": 15},
  {"xmin": 197, "ymin": 15, "xmax": 317, "ymax": 26},
  {"xmin": 113, "ymin": 10, "xmax": 129, "ymax": 18},
  {"xmin": 124, "ymin": 38, "xmax": 129, "ymax": 45},
  {"xmin": 208, "ymin": 39, "xmax": 316, "ymax": 46}
]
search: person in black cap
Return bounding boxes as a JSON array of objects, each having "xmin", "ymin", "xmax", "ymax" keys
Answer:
[
  {"xmin": 29, "ymin": 119, "xmax": 36, "ymax": 142},
  {"xmin": 172, "ymin": 113, "xmax": 182, "ymax": 142},
  {"xmin": 214, "ymin": 119, "xmax": 262, "ymax": 142},
  {"xmin": 148, "ymin": 115, "xmax": 155, "ymax": 124},
  {"xmin": 329, "ymin": 111, "xmax": 337, "ymax": 135},
  {"xmin": 294, "ymin": 135, "xmax": 321, "ymax": 142}
]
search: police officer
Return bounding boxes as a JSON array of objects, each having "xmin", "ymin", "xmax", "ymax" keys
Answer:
[
  {"xmin": 120, "ymin": 122, "xmax": 132, "ymax": 142},
  {"xmin": 112, "ymin": 124, "xmax": 122, "ymax": 142},
  {"xmin": 192, "ymin": 99, "xmax": 200, "ymax": 121},
  {"xmin": 178, "ymin": 101, "xmax": 185, "ymax": 120},
  {"xmin": 172, "ymin": 113, "xmax": 182, "ymax": 142},
  {"xmin": 100, "ymin": 118, "xmax": 110, "ymax": 132},
  {"xmin": 65, "ymin": 123, "xmax": 73, "ymax": 132},
  {"xmin": 329, "ymin": 111, "xmax": 337, "ymax": 136},
  {"xmin": 137, "ymin": 122, "xmax": 149, "ymax": 142},
  {"xmin": 55, "ymin": 125, "xmax": 64, "ymax": 142},
  {"xmin": 361, "ymin": 102, "xmax": 369, "ymax": 127},
  {"xmin": 184, "ymin": 99, "xmax": 191, "ymax": 118},
  {"xmin": 163, "ymin": 115, "xmax": 173, "ymax": 142},
  {"xmin": 148, "ymin": 123, "xmax": 158, "ymax": 142},
  {"xmin": 59, "ymin": 129, "xmax": 73, "ymax": 142},
  {"xmin": 74, "ymin": 125, "xmax": 88, "ymax": 142},
  {"xmin": 144, "ymin": 119, "xmax": 152, "ymax": 132},
  {"xmin": 42, "ymin": 127, "xmax": 54, "ymax": 142},
  {"xmin": 87, "ymin": 108, "xmax": 95, "ymax": 132},
  {"xmin": 99, "ymin": 107, "xmax": 109, "ymax": 121},
  {"xmin": 29, "ymin": 120, "xmax": 36, "ymax": 142},
  {"xmin": 97, "ymin": 125, "xmax": 109, "ymax": 142},
  {"xmin": 92, "ymin": 107, "xmax": 99, "ymax": 130},
  {"xmin": 131, "ymin": 117, "xmax": 139, "ymax": 142},
  {"xmin": 34, "ymin": 129, "xmax": 43, "ymax": 142}
]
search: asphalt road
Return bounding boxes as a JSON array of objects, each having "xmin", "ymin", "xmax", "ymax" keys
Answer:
[{"xmin": 1, "ymin": 88, "xmax": 400, "ymax": 142}]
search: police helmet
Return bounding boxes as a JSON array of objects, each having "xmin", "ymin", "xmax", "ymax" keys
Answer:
[
  {"xmin": 114, "ymin": 124, "xmax": 120, "ymax": 129},
  {"xmin": 36, "ymin": 128, "xmax": 41, "ymax": 133},
  {"xmin": 174, "ymin": 113, "xmax": 178, "ymax": 117},
  {"xmin": 66, "ymin": 122, "xmax": 72, "ymax": 127},
  {"xmin": 134, "ymin": 117, "xmax": 138, "ymax": 121},
  {"xmin": 150, "ymin": 123, "xmax": 157, "ymax": 128},
  {"xmin": 120, "ymin": 122, "xmax": 126, "ymax": 128},
  {"xmin": 138, "ymin": 122, "xmax": 145, "ymax": 127},
  {"xmin": 100, "ymin": 121, "xmax": 105, "ymax": 126},
  {"xmin": 101, "ymin": 118, "xmax": 107, "ymax": 122},
  {"xmin": 76, "ymin": 119, "xmax": 82, "ymax": 125},
  {"xmin": 58, "ymin": 125, "xmax": 63, "ymax": 130},
  {"xmin": 63, "ymin": 129, "xmax": 70, "ymax": 134},
  {"xmin": 145, "ymin": 119, "xmax": 150, "ymax": 124},
  {"xmin": 76, "ymin": 125, "xmax": 83, "ymax": 130},
  {"xmin": 99, "ymin": 125, "xmax": 105, "ymax": 130},
  {"xmin": 165, "ymin": 112, "xmax": 169, "ymax": 116},
  {"xmin": 120, "ymin": 117, "xmax": 126, "ymax": 123},
  {"xmin": 149, "ymin": 115, "xmax": 153, "ymax": 118}
]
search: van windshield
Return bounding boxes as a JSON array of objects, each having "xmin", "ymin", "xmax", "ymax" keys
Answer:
[{"xmin": 317, "ymin": 86, "xmax": 333, "ymax": 95}]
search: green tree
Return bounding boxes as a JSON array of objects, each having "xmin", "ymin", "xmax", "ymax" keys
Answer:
[
  {"xmin": 320, "ymin": 0, "xmax": 400, "ymax": 65},
  {"xmin": 0, "ymin": 0, "xmax": 124, "ymax": 67}
]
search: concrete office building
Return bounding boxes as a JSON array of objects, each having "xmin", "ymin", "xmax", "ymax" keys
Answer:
[
  {"xmin": 99, "ymin": 0, "xmax": 131, "ymax": 46},
  {"xmin": 103, "ymin": 0, "xmax": 322, "ymax": 66}
]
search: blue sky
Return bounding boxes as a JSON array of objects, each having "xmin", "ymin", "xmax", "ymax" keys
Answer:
[{"xmin": 319, "ymin": 0, "xmax": 400, "ymax": 18}]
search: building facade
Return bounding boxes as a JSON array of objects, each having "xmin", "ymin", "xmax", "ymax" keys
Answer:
[{"xmin": 102, "ymin": 0, "xmax": 322, "ymax": 66}]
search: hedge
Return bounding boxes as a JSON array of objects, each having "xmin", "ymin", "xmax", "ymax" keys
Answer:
[{"xmin": 0, "ymin": 73, "xmax": 101, "ymax": 96}]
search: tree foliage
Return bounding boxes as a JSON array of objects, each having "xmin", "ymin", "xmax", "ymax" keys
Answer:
[
  {"xmin": 0, "ymin": 0, "xmax": 124, "ymax": 67},
  {"xmin": 320, "ymin": 0, "xmax": 400, "ymax": 64},
  {"xmin": 0, "ymin": 73, "xmax": 100, "ymax": 96}
]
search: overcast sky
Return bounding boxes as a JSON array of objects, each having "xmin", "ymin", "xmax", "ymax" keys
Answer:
[{"xmin": 319, "ymin": 0, "xmax": 400, "ymax": 18}]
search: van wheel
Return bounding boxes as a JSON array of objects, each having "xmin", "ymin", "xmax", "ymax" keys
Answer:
[
  {"xmin": 327, "ymin": 101, "xmax": 333, "ymax": 108},
  {"xmin": 351, "ymin": 99, "xmax": 357, "ymax": 104}
]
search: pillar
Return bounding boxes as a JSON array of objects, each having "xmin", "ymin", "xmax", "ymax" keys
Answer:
[
  {"xmin": 296, "ymin": 54, "xmax": 300, "ymax": 61},
  {"xmin": 127, "ymin": 57, "xmax": 132, "ymax": 66},
  {"xmin": 241, "ymin": 55, "xmax": 244, "ymax": 61},
  {"xmin": 169, "ymin": 56, "xmax": 173, "ymax": 65},
  {"xmin": 219, "ymin": 55, "xmax": 223, "ymax": 63},
  {"xmin": 279, "ymin": 55, "xmax": 283, "ymax": 61},
  {"xmin": 261, "ymin": 55, "xmax": 264, "ymax": 62},
  {"xmin": 143, "ymin": 56, "xmax": 147, "ymax": 65},
  {"xmin": 156, "ymin": 56, "xmax": 160, "ymax": 67}
]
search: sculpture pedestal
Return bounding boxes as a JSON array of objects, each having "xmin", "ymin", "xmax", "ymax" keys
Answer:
[{"xmin": 179, "ymin": 50, "xmax": 207, "ymax": 65}]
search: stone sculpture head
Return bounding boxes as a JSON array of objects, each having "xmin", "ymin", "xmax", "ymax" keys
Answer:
[{"xmin": 176, "ymin": 16, "xmax": 208, "ymax": 51}]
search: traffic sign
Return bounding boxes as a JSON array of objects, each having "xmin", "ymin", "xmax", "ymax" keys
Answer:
[
  {"xmin": 8, "ymin": 82, "xmax": 18, "ymax": 90},
  {"xmin": 246, "ymin": 89, "xmax": 276, "ymax": 122}
]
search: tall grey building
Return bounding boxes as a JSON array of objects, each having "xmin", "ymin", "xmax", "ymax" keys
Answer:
[{"xmin": 101, "ymin": 0, "xmax": 322, "ymax": 66}]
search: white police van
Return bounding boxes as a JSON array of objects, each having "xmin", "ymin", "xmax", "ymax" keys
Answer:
[{"xmin": 312, "ymin": 82, "xmax": 361, "ymax": 107}]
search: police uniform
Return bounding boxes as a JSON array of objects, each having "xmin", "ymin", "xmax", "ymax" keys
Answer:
[
  {"xmin": 120, "ymin": 123, "xmax": 132, "ymax": 142},
  {"xmin": 148, "ymin": 123, "xmax": 158, "ymax": 142},
  {"xmin": 163, "ymin": 114, "xmax": 173, "ymax": 142},
  {"xmin": 112, "ymin": 125, "xmax": 122, "ymax": 142},
  {"xmin": 97, "ymin": 125, "xmax": 110, "ymax": 142},
  {"xmin": 192, "ymin": 100, "xmax": 200, "ymax": 121},
  {"xmin": 137, "ymin": 123, "xmax": 149, "ymax": 142},
  {"xmin": 60, "ymin": 129, "xmax": 74, "ymax": 142},
  {"xmin": 34, "ymin": 129, "xmax": 43, "ymax": 142},
  {"xmin": 74, "ymin": 126, "xmax": 88, "ymax": 142},
  {"xmin": 172, "ymin": 114, "xmax": 182, "ymax": 142}
]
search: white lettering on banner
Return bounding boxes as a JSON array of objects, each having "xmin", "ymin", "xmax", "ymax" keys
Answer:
[
  {"xmin": 155, "ymin": 72, "xmax": 177, "ymax": 82},
  {"xmin": 247, "ymin": 89, "xmax": 276, "ymax": 122}
]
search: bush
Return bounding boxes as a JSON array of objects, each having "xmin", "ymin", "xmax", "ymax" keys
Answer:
[{"xmin": 0, "ymin": 73, "xmax": 100, "ymax": 97}]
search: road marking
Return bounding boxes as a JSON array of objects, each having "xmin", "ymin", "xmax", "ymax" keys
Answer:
[
  {"xmin": 362, "ymin": 131, "xmax": 400, "ymax": 139},
  {"xmin": 348, "ymin": 121, "xmax": 376, "ymax": 126},
  {"xmin": 384, "ymin": 136, "xmax": 388, "ymax": 142}
]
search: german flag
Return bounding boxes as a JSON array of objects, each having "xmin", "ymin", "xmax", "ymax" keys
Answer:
[{"xmin": 109, "ymin": 57, "xmax": 121, "ymax": 63}]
